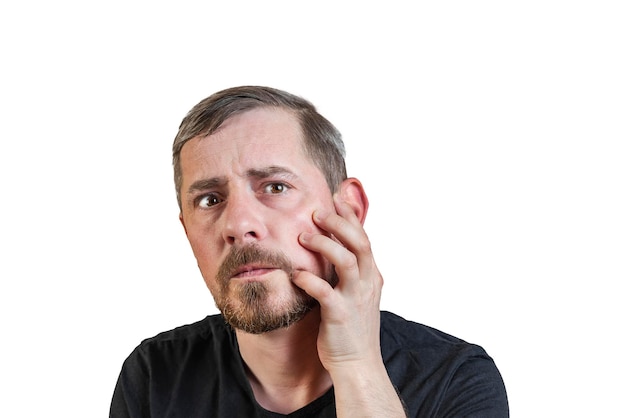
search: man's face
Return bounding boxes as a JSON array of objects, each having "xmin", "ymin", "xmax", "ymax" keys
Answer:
[{"xmin": 178, "ymin": 107, "xmax": 336, "ymax": 333}]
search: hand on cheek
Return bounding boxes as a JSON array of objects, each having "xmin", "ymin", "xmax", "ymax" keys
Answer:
[{"xmin": 292, "ymin": 195, "xmax": 384, "ymax": 370}]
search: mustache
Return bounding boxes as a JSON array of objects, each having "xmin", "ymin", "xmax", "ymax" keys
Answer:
[{"xmin": 216, "ymin": 244, "xmax": 295, "ymax": 284}]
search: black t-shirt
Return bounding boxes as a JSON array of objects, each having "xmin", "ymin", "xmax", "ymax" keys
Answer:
[{"xmin": 110, "ymin": 311, "xmax": 508, "ymax": 417}]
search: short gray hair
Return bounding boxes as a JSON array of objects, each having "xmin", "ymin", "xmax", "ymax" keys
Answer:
[{"xmin": 172, "ymin": 86, "xmax": 347, "ymax": 209}]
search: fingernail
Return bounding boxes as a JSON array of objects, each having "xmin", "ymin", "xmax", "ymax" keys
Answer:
[
  {"xmin": 313, "ymin": 210, "xmax": 328, "ymax": 222},
  {"xmin": 299, "ymin": 232, "xmax": 311, "ymax": 243}
]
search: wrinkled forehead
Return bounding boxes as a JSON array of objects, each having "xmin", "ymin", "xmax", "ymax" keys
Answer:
[{"xmin": 179, "ymin": 107, "xmax": 316, "ymax": 179}]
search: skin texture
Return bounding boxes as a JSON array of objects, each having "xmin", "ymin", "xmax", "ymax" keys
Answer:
[
  {"xmin": 178, "ymin": 107, "xmax": 406, "ymax": 417},
  {"xmin": 179, "ymin": 108, "xmax": 337, "ymax": 330}
]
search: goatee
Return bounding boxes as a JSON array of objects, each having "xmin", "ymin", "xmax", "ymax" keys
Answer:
[{"xmin": 214, "ymin": 244, "xmax": 318, "ymax": 334}]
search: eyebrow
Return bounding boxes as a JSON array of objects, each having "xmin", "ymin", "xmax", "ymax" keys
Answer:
[
  {"xmin": 187, "ymin": 177, "xmax": 227, "ymax": 195},
  {"xmin": 246, "ymin": 165, "xmax": 296, "ymax": 179},
  {"xmin": 186, "ymin": 166, "xmax": 297, "ymax": 195}
]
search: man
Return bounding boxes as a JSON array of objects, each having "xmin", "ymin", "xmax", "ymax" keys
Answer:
[{"xmin": 110, "ymin": 86, "xmax": 509, "ymax": 417}]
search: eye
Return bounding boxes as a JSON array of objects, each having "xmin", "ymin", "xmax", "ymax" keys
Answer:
[
  {"xmin": 264, "ymin": 182, "xmax": 288, "ymax": 194},
  {"xmin": 198, "ymin": 194, "xmax": 223, "ymax": 208}
]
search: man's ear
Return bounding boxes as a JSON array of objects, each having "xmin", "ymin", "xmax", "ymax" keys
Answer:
[
  {"xmin": 179, "ymin": 213, "xmax": 188, "ymax": 236},
  {"xmin": 338, "ymin": 177, "xmax": 369, "ymax": 225}
]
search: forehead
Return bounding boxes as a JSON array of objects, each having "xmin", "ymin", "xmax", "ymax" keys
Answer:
[
  {"xmin": 179, "ymin": 107, "xmax": 318, "ymax": 181},
  {"xmin": 214, "ymin": 106, "xmax": 302, "ymax": 147}
]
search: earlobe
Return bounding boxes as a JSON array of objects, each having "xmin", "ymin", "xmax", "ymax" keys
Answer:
[{"xmin": 338, "ymin": 178, "xmax": 369, "ymax": 224}]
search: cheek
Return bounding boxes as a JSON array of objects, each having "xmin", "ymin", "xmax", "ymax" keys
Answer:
[
  {"xmin": 284, "ymin": 211, "xmax": 331, "ymax": 268},
  {"xmin": 186, "ymin": 229, "xmax": 220, "ymax": 273},
  {"xmin": 187, "ymin": 230, "xmax": 208, "ymax": 256},
  {"xmin": 286, "ymin": 207, "xmax": 323, "ymax": 238},
  {"xmin": 289, "ymin": 195, "xmax": 334, "ymax": 235}
]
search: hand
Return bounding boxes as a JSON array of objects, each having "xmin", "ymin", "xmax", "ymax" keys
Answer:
[{"xmin": 292, "ymin": 194, "xmax": 384, "ymax": 372}]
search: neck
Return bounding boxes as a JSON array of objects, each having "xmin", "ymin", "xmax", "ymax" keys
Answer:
[{"xmin": 235, "ymin": 307, "xmax": 332, "ymax": 414}]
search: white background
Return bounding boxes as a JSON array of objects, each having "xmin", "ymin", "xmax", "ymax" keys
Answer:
[{"xmin": 1, "ymin": 1, "xmax": 624, "ymax": 416}]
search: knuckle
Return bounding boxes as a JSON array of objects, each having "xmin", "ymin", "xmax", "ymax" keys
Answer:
[
  {"xmin": 316, "ymin": 284, "xmax": 335, "ymax": 303},
  {"xmin": 354, "ymin": 237, "xmax": 372, "ymax": 254},
  {"xmin": 341, "ymin": 252, "xmax": 359, "ymax": 272}
]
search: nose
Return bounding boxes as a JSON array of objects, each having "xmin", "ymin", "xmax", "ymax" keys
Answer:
[{"xmin": 221, "ymin": 191, "xmax": 268, "ymax": 246}]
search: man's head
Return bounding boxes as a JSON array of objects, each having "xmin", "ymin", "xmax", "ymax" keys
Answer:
[
  {"xmin": 173, "ymin": 86, "xmax": 347, "ymax": 210},
  {"xmin": 173, "ymin": 87, "xmax": 366, "ymax": 334}
]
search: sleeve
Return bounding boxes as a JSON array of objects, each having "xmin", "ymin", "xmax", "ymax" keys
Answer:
[
  {"xmin": 437, "ymin": 354, "xmax": 509, "ymax": 418},
  {"xmin": 109, "ymin": 346, "xmax": 151, "ymax": 418}
]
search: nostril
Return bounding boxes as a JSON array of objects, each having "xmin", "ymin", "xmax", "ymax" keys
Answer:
[{"xmin": 225, "ymin": 231, "xmax": 258, "ymax": 246}]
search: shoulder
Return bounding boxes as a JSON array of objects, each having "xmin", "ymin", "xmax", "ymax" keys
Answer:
[
  {"xmin": 118, "ymin": 314, "xmax": 239, "ymax": 388},
  {"xmin": 380, "ymin": 310, "xmax": 496, "ymax": 374},
  {"xmin": 380, "ymin": 310, "xmax": 485, "ymax": 355},
  {"xmin": 139, "ymin": 314, "xmax": 230, "ymax": 345},
  {"xmin": 381, "ymin": 311, "xmax": 468, "ymax": 344},
  {"xmin": 380, "ymin": 311, "xmax": 509, "ymax": 416},
  {"xmin": 111, "ymin": 315, "xmax": 252, "ymax": 416},
  {"xmin": 129, "ymin": 314, "xmax": 235, "ymax": 362}
]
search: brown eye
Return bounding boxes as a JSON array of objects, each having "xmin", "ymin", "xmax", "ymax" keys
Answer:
[
  {"xmin": 265, "ymin": 183, "xmax": 287, "ymax": 194},
  {"xmin": 198, "ymin": 194, "xmax": 222, "ymax": 208}
]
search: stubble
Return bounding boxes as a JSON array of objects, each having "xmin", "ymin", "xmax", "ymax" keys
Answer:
[{"xmin": 214, "ymin": 244, "xmax": 318, "ymax": 334}]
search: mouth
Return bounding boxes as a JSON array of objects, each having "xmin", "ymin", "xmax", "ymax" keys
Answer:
[
  {"xmin": 231, "ymin": 264, "xmax": 278, "ymax": 280},
  {"xmin": 216, "ymin": 244, "xmax": 295, "ymax": 285}
]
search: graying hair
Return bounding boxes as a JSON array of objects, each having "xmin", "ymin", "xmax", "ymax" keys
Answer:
[{"xmin": 172, "ymin": 86, "xmax": 347, "ymax": 209}]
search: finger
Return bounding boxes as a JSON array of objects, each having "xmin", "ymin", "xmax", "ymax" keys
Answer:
[
  {"xmin": 333, "ymin": 194, "xmax": 362, "ymax": 226},
  {"xmin": 291, "ymin": 269, "xmax": 338, "ymax": 307},
  {"xmin": 313, "ymin": 208, "xmax": 366, "ymax": 256},
  {"xmin": 312, "ymin": 200, "xmax": 376, "ymax": 279},
  {"xmin": 299, "ymin": 231, "xmax": 361, "ymax": 293}
]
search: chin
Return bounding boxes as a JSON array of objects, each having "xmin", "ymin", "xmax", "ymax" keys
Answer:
[{"xmin": 217, "ymin": 281, "xmax": 318, "ymax": 334}]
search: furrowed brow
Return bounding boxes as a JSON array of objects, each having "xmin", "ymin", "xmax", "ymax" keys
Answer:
[
  {"xmin": 187, "ymin": 177, "xmax": 227, "ymax": 195},
  {"xmin": 246, "ymin": 166, "xmax": 296, "ymax": 179}
]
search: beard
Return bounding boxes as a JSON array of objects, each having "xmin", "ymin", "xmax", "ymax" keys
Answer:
[{"xmin": 213, "ymin": 244, "xmax": 333, "ymax": 334}]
